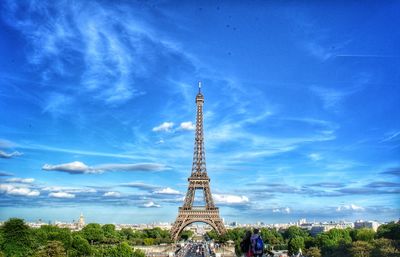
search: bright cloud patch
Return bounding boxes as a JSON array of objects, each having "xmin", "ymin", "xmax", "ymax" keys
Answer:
[
  {"xmin": 143, "ymin": 201, "xmax": 161, "ymax": 208},
  {"xmin": 42, "ymin": 161, "xmax": 168, "ymax": 174},
  {"xmin": 49, "ymin": 192, "xmax": 75, "ymax": 198},
  {"xmin": 152, "ymin": 122, "xmax": 174, "ymax": 132},
  {"xmin": 180, "ymin": 121, "xmax": 195, "ymax": 131},
  {"xmin": 272, "ymin": 207, "xmax": 291, "ymax": 214},
  {"xmin": 336, "ymin": 204, "xmax": 365, "ymax": 212},
  {"xmin": 0, "ymin": 184, "xmax": 40, "ymax": 197},
  {"xmin": 0, "ymin": 150, "xmax": 23, "ymax": 159},
  {"xmin": 103, "ymin": 191, "xmax": 121, "ymax": 197},
  {"xmin": 6, "ymin": 178, "xmax": 35, "ymax": 184},
  {"xmin": 308, "ymin": 153, "xmax": 322, "ymax": 161},
  {"xmin": 213, "ymin": 194, "xmax": 249, "ymax": 204},
  {"xmin": 154, "ymin": 187, "xmax": 180, "ymax": 195}
]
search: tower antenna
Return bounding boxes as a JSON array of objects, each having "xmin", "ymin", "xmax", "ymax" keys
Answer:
[{"xmin": 198, "ymin": 81, "xmax": 202, "ymax": 93}]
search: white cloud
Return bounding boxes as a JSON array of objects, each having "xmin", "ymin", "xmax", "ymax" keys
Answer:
[
  {"xmin": 49, "ymin": 192, "xmax": 75, "ymax": 198},
  {"xmin": 143, "ymin": 201, "xmax": 161, "ymax": 208},
  {"xmin": 180, "ymin": 121, "xmax": 195, "ymax": 131},
  {"xmin": 336, "ymin": 204, "xmax": 365, "ymax": 212},
  {"xmin": 6, "ymin": 178, "xmax": 35, "ymax": 184},
  {"xmin": 0, "ymin": 139, "xmax": 17, "ymax": 148},
  {"xmin": 272, "ymin": 207, "xmax": 291, "ymax": 214},
  {"xmin": 43, "ymin": 161, "xmax": 91, "ymax": 174},
  {"xmin": 41, "ymin": 186, "xmax": 96, "ymax": 194},
  {"xmin": 103, "ymin": 191, "xmax": 121, "ymax": 197},
  {"xmin": 382, "ymin": 131, "xmax": 400, "ymax": 142},
  {"xmin": 0, "ymin": 184, "xmax": 40, "ymax": 197},
  {"xmin": 42, "ymin": 161, "xmax": 168, "ymax": 174},
  {"xmin": 152, "ymin": 122, "xmax": 174, "ymax": 132},
  {"xmin": 0, "ymin": 150, "xmax": 23, "ymax": 159},
  {"xmin": 308, "ymin": 153, "xmax": 322, "ymax": 161},
  {"xmin": 154, "ymin": 187, "xmax": 181, "ymax": 195},
  {"xmin": 213, "ymin": 194, "xmax": 249, "ymax": 204}
]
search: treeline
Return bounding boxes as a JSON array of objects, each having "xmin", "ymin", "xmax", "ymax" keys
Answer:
[
  {"xmin": 0, "ymin": 218, "xmax": 174, "ymax": 257},
  {"xmin": 206, "ymin": 221, "xmax": 400, "ymax": 257}
]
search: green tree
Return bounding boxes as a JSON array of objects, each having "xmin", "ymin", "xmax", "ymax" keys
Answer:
[
  {"xmin": 376, "ymin": 222, "xmax": 400, "ymax": 240},
  {"xmin": 143, "ymin": 238, "xmax": 155, "ymax": 245},
  {"xmin": 260, "ymin": 228, "xmax": 284, "ymax": 246},
  {"xmin": 180, "ymin": 230, "xmax": 194, "ymax": 241},
  {"xmin": 116, "ymin": 242, "xmax": 133, "ymax": 256},
  {"xmin": 288, "ymin": 237, "xmax": 305, "ymax": 255},
  {"xmin": 133, "ymin": 248, "xmax": 146, "ymax": 257},
  {"xmin": 349, "ymin": 241, "xmax": 373, "ymax": 257},
  {"xmin": 34, "ymin": 225, "xmax": 72, "ymax": 249},
  {"xmin": 371, "ymin": 238, "xmax": 400, "ymax": 257},
  {"xmin": 82, "ymin": 223, "xmax": 104, "ymax": 244},
  {"xmin": 316, "ymin": 228, "xmax": 352, "ymax": 257},
  {"xmin": 102, "ymin": 224, "xmax": 119, "ymax": 243},
  {"xmin": 304, "ymin": 247, "xmax": 321, "ymax": 257},
  {"xmin": 353, "ymin": 228, "xmax": 375, "ymax": 242},
  {"xmin": 1, "ymin": 218, "xmax": 33, "ymax": 257},
  {"xmin": 283, "ymin": 226, "xmax": 309, "ymax": 240},
  {"xmin": 102, "ymin": 224, "xmax": 117, "ymax": 237},
  {"xmin": 71, "ymin": 235, "xmax": 91, "ymax": 256},
  {"xmin": 34, "ymin": 241, "xmax": 66, "ymax": 257}
]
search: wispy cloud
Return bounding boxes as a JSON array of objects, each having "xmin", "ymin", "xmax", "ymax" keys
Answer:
[
  {"xmin": 310, "ymin": 86, "xmax": 354, "ymax": 111},
  {"xmin": 142, "ymin": 201, "xmax": 161, "ymax": 208},
  {"xmin": 0, "ymin": 172, "xmax": 13, "ymax": 177},
  {"xmin": 154, "ymin": 187, "xmax": 181, "ymax": 195},
  {"xmin": 152, "ymin": 122, "xmax": 174, "ymax": 132},
  {"xmin": 365, "ymin": 181, "xmax": 400, "ymax": 188},
  {"xmin": 103, "ymin": 191, "xmax": 121, "ymax": 197},
  {"xmin": 0, "ymin": 139, "xmax": 17, "ymax": 148},
  {"xmin": 336, "ymin": 204, "xmax": 365, "ymax": 212},
  {"xmin": 179, "ymin": 121, "xmax": 195, "ymax": 131},
  {"xmin": 0, "ymin": 150, "xmax": 23, "ymax": 159},
  {"xmin": 381, "ymin": 167, "xmax": 400, "ymax": 177},
  {"xmin": 6, "ymin": 178, "xmax": 35, "ymax": 184},
  {"xmin": 306, "ymin": 182, "xmax": 346, "ymax": 188},
  {"xmin": 213, "ymin": 194, "xmax": 249, "ymax": 205},
  {"xmin": 42, "ymin": 93, "xmax": 74, "ymax": 117},
  {"xmin": 308, "ymin": 153, "xmax": 322, "ymax": 161},
  {"xmin": 120, "ymin": 182, "xmax": 159, "ymax": 191},
  {"xmin": 272, "ymin": 207, "xmax": 291, "ymax": 214},
  {"xmin": 42, "ymin": 161, "xmax": 168, "ymax": 174},
  {"xmin": 381, "ymin": 131, "xmax": 400, "ymax": 142}
]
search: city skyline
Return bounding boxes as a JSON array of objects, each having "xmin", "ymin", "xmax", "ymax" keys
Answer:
[{"xmin": 0, "ymin": 1, "xmax": 399, "ymax": 224}]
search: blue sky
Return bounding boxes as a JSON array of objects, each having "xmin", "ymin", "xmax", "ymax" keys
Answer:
[{"xmin": 0, "ymin": 0, "xmax": 399, "ymax": 225}]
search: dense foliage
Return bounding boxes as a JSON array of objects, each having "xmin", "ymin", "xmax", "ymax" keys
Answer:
[
  {"xmin": 0, "ymin": 218, "xmax": 170, "ymax": 257},
  {"xmin": 206, "ymin": 221, "xmax": 400, "ymax": 257}
]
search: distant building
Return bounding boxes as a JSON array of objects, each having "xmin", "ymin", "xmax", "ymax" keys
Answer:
[
  {"xmin": 77, "ymin": 213, "xmax": 85, "ymax": 229},
  {"xmin": 354, "ymin": 220, "xmax": 380, "ymax": 231}
]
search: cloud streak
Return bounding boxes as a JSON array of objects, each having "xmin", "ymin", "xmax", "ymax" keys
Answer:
[
  {"xmin": 42, "ymin": 161, "xmax": 169, "ymax": 174},
  {"xmin": 0, "ymin": 150, "xmax": 23, "ymax": 159}
]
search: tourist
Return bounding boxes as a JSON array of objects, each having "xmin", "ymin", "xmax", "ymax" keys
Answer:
[
  {"xmin": 251, "ymin": 228, "xmax": 264, "ymax": 257},
  {"xmin": 240, "ymin": 230, "xmax": 252, "ymax": 257}
]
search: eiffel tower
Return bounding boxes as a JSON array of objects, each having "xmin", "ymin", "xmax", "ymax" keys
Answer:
[{"xmin": 170, "ymin": 82, "xmax": 226, "ymax": 241}]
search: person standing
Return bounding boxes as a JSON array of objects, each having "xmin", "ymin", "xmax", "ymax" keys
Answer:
[
  {"xmin": 251, "ymin": 228, "xmax": 264, "ymax": 257},
  {"xmin": 240, "ymin": 230, "xmax": 253, "ymax": 257}
]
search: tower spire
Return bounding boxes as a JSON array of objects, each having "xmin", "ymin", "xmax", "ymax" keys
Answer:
[{"xmin": 198, "ymin": 81, "xmax": 202, "ymax": 93}]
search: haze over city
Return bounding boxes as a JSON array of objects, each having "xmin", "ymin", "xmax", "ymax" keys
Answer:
[{"xmin": 0, "ymin": 1, "xmax": 399, "ymax": 225}]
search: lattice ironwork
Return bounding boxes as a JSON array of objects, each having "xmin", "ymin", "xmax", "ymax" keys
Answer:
[{"xmin": 170, "ymin": 83, "xmax": 226, "ymax": 241}]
